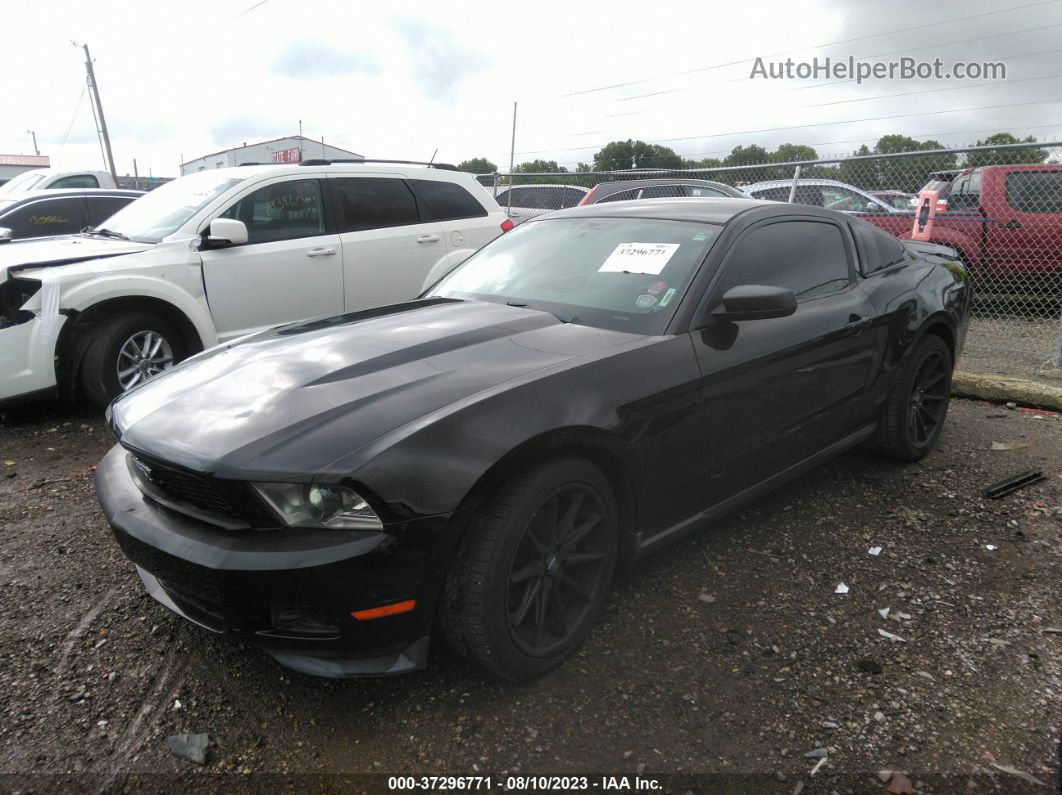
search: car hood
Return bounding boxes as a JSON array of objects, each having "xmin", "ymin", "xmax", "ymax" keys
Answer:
[
  {"xmin": 0, "ymin": 235, "xmax": 151, "ymax": 281},
  {"xmin": 111, "ymin": 299, "xmax": 641, "ymax": 480}
]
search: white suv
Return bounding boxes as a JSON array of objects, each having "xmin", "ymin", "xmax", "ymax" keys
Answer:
[{"xmin": 0, "ymin": 160, "xmax": 512, "ymax": 407}]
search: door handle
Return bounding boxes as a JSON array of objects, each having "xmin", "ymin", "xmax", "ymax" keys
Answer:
[
  {"xmin": 306, "ymin": 247, "xmax": 336, "ymax": 257},
  {"xmin": 416, "ymin": 234, "xmax": 440, "ymax": 244},
  {"xmin": 846, "ymin": 315, "xmax": 872, "ymax": 333},
  {"xmin": 999, "ymin": 220, "xmax": 1023, "ymax": 229}
]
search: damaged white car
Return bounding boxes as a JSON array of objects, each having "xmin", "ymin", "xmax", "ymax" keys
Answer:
[{"xmin": 0, "ymin": 162, "xmax": 510, "ymax": 407}]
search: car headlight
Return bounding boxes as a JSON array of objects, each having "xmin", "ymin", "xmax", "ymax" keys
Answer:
[{"xmin": 252, "ymin": 483, "xmax": 383, "ymax": 530}]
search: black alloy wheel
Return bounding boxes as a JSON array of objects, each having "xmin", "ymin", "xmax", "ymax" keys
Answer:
[
  {"xmin": 506, "ymin": 484, "xmax": 611, "ymax": 657},
  {"xmin": 907, "ymin": 349, "xmax": 950, "ymax": 446}
]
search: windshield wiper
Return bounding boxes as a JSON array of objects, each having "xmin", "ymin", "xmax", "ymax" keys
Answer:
[{"xmin": 84, "ymin": 227, "xmax": 129, "ymax": 240}]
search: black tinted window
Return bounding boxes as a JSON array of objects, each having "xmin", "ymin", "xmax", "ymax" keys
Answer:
[
  {"xmin": 1005, "ymin": 171, "xmax": 1062, "ymax": 213},
  {"xmin": 85, "ymin": 196, "xmax": 136, "ymax": 226},
  {"xmin": 51, "ymin": 175, "xmax": 99, "ymax": 189},
  {"xmin": 752, "ymin": 186, "xmax": 826, "ymax": 206},
  {"xmin": 411, "ymin": 179, "xmax": 487, "ymax": 221},
  {"xmin": 719, "ymin": 221, "xmax": 850, "ymax": 301},
  {"xmin": 852, "ymin": 221, "xmax": 907, "ymax": 275},
  {"xmin": 1, "ymin": 198, "xmax": 84, "ymax": 239},
  {"xmin": 221, "ymin": 178, "xmax": 325, "ymax": 243},
  {"xmin": 331, "ymin": 178, "xmax": 419, "ymax": 232},
  {"xmin": 598, "ymin": 188, "xmax": 641, "ymax": 204}
]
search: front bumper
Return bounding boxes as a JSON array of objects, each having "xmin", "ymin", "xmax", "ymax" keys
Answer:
[
  {"xmin": 95, "ymin": 444, "xmax": 452, "ymax": 677},
  {"xmin": 0, "ymin": 312, "xmax": 61, "ymax": 402}
]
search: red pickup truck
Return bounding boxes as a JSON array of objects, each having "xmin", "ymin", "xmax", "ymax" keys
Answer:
[{"xmin": 884, "ymin": 164, "xmax": 1062, "ymax": 281}]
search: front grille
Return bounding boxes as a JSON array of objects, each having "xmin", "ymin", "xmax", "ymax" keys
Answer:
[{"xmin": 130, "ymin": 454, "xmax": 241, "ymax": 522}]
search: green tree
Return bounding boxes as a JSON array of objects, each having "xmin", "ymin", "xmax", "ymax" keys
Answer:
[
  {"xmin": 683, "ymin": 156, "xmax": 723, "ymax": 170},
  {"xmin": 965, "ymin": 133, "xmax": 1047, "ymax": 167},
  {"xmin": 592, "ymin": 140, "xmax": 685, "ymax": 171},
  {"xmin": 770, "ymin": 143, "xmax": 819, "ymax": 163},
  {"xmin": 850, "ymin": 136, "xmax": 959, "ymax": 193},
  {"xmin": 457, "ymin": 157, "xmax": 496, "ymax": 174},
  {"xmin": 723, "ymin": 144, "xmax": 770, "ymax": 167},
  {"xmin": 514, "ymin": 159, "xmax": 568, "ymax": 173}
]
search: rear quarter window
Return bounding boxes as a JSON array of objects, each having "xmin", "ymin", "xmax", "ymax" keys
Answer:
[
  {"xmin": 410, "ymin": 179, "xmax": 488, "ymax": 221},
  {"xmin": 851, "ymin": 221, "xmax": 907, "ymax": 275},
  {"xmin": 1005, "ymin": 171, "xmax": 1062, "ymax": 213}
]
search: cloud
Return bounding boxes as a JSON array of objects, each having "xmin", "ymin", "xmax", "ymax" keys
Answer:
[
  {"xmin": 270, "ymin": 40, "xmax": 379, "ymax": 79},
  {"xmin": 208, "ymin": 116, "xmax": 290, "ymax": 146},
  {"xmin": 391, "ymin": 18, "xmax": 488, "ymax": 103}
]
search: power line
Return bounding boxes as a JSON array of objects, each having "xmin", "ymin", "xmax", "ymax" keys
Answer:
[
  {"xmin": 560, "ymin": 72, "xmax": 1058, "ymax": 142},
  {"xmin": 502, "ymin": 98, "xmax": 1062, "ymax": 158},
  {"xmin": 558, "ymin": 0, "xmax": 1060, "ymax": 98},
  {"xmin": 60, "ymin": 83, "xmax": 88, "ymax": 146}
]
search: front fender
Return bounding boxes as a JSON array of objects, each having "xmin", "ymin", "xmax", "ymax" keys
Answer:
[{"xmin": 60, "ymin": 274, "xmax": 218, "ymax": 349}]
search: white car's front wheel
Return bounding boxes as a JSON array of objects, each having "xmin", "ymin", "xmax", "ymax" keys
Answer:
[{"xmin": 80, "ymin": 311, "xmax": 184, "ymax": 408}]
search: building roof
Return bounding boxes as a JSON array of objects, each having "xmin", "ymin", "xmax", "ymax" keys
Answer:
[
  {"xmin": 181, "ymin": 135, "xmax": 361, "ymax": 166},
  {"xmin": 0, "ymin": 154, "xmax": 50, "ymax": 167}
]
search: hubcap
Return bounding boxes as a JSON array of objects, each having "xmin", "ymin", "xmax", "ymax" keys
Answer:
[
  {"xmin": 117, "ymin": 330, "xmax": 174, "ymax": 391},
  {"xmin": 506, "ymin": 484, "xmax": 611, "ymax": 657},
  {"xmin": 908, "ymin": 351, "xmax": 949, "ymax": 445}
]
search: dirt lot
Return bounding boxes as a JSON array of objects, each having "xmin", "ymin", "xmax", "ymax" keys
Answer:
[{"xmin": 0, "ymin": 398, "xmax": 1059, "ymax": 793}]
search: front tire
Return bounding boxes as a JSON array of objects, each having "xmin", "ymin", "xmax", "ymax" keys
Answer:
[
  {"xmin": 441, "ymin": 458, "xmax": 619, "ymax": 681},
  {"xmin": 80, "ymin": 311, "xmax": 183, "ymax": 408},
  {"xmin": 875, "ymin": 335, "xmax": 953, "ymax": 461}
]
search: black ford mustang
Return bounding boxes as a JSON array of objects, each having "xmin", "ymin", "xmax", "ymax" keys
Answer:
[{"xmin": 95, "ymin": 198, "xmax": 970, "ymax": 680}]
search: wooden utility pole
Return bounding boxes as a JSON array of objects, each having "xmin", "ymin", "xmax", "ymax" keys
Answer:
[{"xmin": 77, "ymin": 42, "xmax": 117, "ymax": 183}]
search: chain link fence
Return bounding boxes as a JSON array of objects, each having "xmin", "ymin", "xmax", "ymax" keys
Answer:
[{"xmin": 477, "ymin": 141, "xmax": 1062, "ymax": 387}]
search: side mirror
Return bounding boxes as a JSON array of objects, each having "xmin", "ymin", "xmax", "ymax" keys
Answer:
[
  {"xmin": 710, "ymin": 284, "xmax": 797, "ymax": 322},
  {"xmin": 0, "ymin": 227, "xmax": 11, "ymax": 243},
  {"xmin": 204, "ymin": 218, "xmax": 248, "ymax": 247}
]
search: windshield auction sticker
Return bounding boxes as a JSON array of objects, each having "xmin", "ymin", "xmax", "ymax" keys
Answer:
[{"xmin": 599, "ymin": 242, "xmax": 679, "ymax": 275}]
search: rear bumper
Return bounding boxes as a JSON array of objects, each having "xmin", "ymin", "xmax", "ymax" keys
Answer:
[{"xmin": 95, "ymin": 444, "xmax": 453, "ymax": 677}]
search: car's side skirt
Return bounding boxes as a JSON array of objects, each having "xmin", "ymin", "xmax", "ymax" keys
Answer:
[{"xmin": 634, "ymin": 422, "xmax": 877, "ymax": 557}]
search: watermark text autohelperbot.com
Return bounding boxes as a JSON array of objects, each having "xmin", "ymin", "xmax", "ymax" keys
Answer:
[{"xmin": 750, "ymin": 56, "xmax": 1006, "ymax": 83}]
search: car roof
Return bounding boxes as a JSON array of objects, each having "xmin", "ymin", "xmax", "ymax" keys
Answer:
[
  {"xmin": 534, "ymin": 197, "xmax": 779, "ymax": 225},
  {"xmin": 200, "ymin": 163, "xmax": 473, "ymax": 181},
  {"xmin": 744, "ymin": 178, "xmax": 865, "ymax": 191},
  {"xmin": 498, "ymin": 183, "xmax": 589, "ymax": 191},
  {"xmin": 0, "ymin": 188, "xmax": 145, "ymax": 204}
]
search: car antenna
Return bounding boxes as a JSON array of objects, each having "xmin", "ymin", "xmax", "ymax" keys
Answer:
[{"xmin": 428, "ymin": 148, "xmax": 438, "ymax": 165}]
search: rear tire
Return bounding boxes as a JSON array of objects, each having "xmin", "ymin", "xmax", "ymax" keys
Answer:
[
  {"xmin": 875, "ymin": 334, "xmax": 953, "ymax": 461},
  {"xmin": 80, "ymin": 311, "xmax": 184, "ymax": 409},
  {"xmin": 440, "ymin": 458, "xmax": 619, "ymax": 681}
]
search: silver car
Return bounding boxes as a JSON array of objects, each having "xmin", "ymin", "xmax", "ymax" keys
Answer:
[{"xmin": 743, "ymin": 178, "xmax": 907, "ymax": 215}]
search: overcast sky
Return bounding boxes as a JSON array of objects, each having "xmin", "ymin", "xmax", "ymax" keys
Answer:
[{"xmin": 2, "ymin": 0, "xmax": 1060, "ymax": 175}]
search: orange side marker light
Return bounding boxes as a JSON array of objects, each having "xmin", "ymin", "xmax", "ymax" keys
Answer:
[{"xmin": 350, "ymin": 600, "xmax": 416, "ymax": 620}]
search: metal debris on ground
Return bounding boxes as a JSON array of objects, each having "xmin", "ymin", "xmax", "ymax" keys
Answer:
[
  {"xmin": 877, "ymin": 628, "xmax": 907, "ymax": 643},
  {"xmin": 981, "ymin": 469, "xmax": 1046, "ymax": 499},
  {"xmin": 878, "ymin": 607, "xmax": 891, "ymax": 619},
  {"xmin": 985, "ymin": 544, "xmax": 998, "ymax": 551},
  {"xmin": 868, "ymin": 546, "xmax": 882, "ymax": 556},
  {"xmin": 989, "ymin": 762, "xmax": 1048, "ymax": 787},
  {"xmin": 834, "ymin": 583, "xmax": 849, "ymax": 594}
]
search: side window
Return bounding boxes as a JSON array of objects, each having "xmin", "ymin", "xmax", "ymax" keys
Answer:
[
  {"xmin": 221, "ymin": 179, "xmax": 325, "ymax": 244},
  {"xmin": 1005, "ymin": 171, "xmax": 1062, "ymax": 213},
  {"xmin": 494, "ymin": 189, "xmax": 511, "ymax": 206},
  {"xmin": 331, "ymin": 178, "xmax": 419, "ymax": 232},
  {"xmin": 638, "ymin": 185, "xmax": 687, "ymax": 199},
  {"xmin": 85, "ymin": 196, "xmax": 135, "ymax": 227},
  {"xmin": 852, "ymin": 221, "xmax": 907, "ymax": 275},
  {"xmin": 821, "ymin": 186, "xmax": 871, "ymax": 212},
  {"xmin": 561, "ymin": 187, "xmax": 587, "ymax": 208},
  {"xmin": 948, "ymin": 174, "xmax": 980, "ymax": 210},
  {"xmin": 51, "ymin": 175, "xmax": 100, "ymax": 189},
  {"xmin": 0, "ymin": 198, "xmax": 85, "ymax": 238},
  {"xmin": 688, "ymin": 186, "xmax": 728, "ymax": 198},
  {"xmin": 718, "ymin": 221, "xmax": 851, "ymax": 302},
  {"xmin": 598, "ymin": 188, "xmax": 642, "ymax": 203},
  {"xmin": 410, "ymin": 179, "xmax": 488, "ymax": 221}
]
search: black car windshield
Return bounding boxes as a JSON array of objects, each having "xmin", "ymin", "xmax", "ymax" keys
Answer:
[
  {"xmin": 430, "ymin": 217, "xmax": 720, "ymax": 334},
  {"xmin": 91, "ymin": 173, "xmax": 242, "ymax": 243}
]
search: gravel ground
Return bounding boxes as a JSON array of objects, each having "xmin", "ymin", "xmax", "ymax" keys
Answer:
[
  {"xmin": 963, "ymin": 314, "xmax": 1062, "ymax": 388},
  {"xmin": 0, "ymin": 398, "xmax": 1059, "ymax": 793}
]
